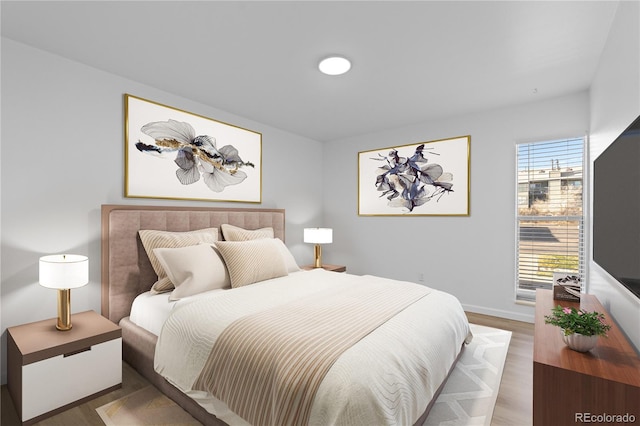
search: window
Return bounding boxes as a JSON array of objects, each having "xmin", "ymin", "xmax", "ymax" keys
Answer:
[{"xmin": 516, "ymin": 138, "xmax": 585, "ymax": 302}]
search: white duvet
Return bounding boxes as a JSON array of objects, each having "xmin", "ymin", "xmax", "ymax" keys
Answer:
[{"xmin": 154, "ymin": 269, "xmax": 472, "ymax": 426}]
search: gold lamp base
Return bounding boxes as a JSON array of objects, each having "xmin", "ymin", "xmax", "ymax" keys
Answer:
[
  {"xmin": 56, "ymin": 289, "xmax": 72, "ymax": 331},
  {"xmin": 313, "ymin": 244, "xmax": 322, "ymax": 268}
]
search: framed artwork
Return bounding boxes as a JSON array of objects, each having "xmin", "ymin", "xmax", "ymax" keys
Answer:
[
  {"xmin": 358, "ymin": 135, "xmax": 470, "ymax": 216},
  {"xmin": 125, "ymin": 94, "xmax": 262, "ymax": 203}
]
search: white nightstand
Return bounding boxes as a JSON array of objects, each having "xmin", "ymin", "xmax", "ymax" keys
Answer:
[{"xmin": 7, "ymin": 310, "xmax": 122, "ymax": 425}]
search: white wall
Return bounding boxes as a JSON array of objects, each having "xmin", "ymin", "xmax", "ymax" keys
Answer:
[
  {"xmin": 323, "ymin": 92, "xmax": 590, "ymax": 323},
  {"xmin": 588, "ymin": 0, "xmax": 640, "ymax": 350},
  {"xmin": 0, "ymin": 38, "xmax": 325, "ymax": 383}
]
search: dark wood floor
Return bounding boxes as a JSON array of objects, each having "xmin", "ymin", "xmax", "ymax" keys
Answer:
[{"xmin": 1, "ymin": 312, "xmax": 534, "ymax": 426}]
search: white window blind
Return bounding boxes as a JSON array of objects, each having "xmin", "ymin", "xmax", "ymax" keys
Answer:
[{"xmin": 516, "ymin": 138, "xmax": 585, "ymax": 302}]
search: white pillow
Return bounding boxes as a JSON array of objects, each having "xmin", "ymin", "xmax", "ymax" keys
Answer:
[
  {"xmin": 215, "ymin": 239, "xmax": 288, "ymax": 288},
  {"xmin": 153, "ymin": 243, "xmax": 230, "ymax": 300},
  {"xmin": 274, "ymin": 238, "xmax": 300, "ymax": 273},
  {"xmin": 220, "ymin": 224, "xmax": 275, "ymax": 241},
  {"xmin": 139, "ymin": 228, "xmax": 219, "ymax": 293}
]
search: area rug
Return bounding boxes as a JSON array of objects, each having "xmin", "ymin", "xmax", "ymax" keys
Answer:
[
  {"xmin": 423, "ymin": 324, "xmax": 512, "ymax": 426},
  {"xmin": 96, "ymin": 385, "xmax": 201, "ymax": 426},
  {"xmin": 96, "ymin": 323, "xmax": 510, "ymax": 426}
]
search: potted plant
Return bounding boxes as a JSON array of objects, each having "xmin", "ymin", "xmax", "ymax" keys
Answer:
[{"xmin": 544, "ymin": 305, "xmax": 612, "ymax": 352}]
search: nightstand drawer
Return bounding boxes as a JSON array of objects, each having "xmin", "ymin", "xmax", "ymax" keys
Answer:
[{"xmin": 21, "ymin": 338, "xmax": 122, "ymax": 421}]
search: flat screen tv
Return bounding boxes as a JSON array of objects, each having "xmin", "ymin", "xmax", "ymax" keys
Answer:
[{"xmin": 593, "ymin": 114, "xmax": 640, "ymax": 299}]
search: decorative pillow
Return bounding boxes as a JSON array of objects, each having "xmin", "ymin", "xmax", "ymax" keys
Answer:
[
  {"xmin": 220, "ymin": 224, "xmax": 274, "ymax": 241},
  {"xmin": 153, "ymin": 244, "xmax": 230, "ymax": 300},
  {"xmin": 215, "ymin": 239, "xmax": 288, "ymax": 288},
  {"xmin": 274, "ymin": 238, "xmax": 300, "ymax": 273},
  {"xmin": 138, "ymin": 228, "xmax": 219, "ymax": 293}
]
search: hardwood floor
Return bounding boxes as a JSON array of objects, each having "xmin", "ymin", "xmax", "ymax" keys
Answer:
[
  {"xmin": 1, "ymin": 312, "xmax": 534, "ymax": 426},
  {"xmin": 467, "ymin": 312, "xmax": 534, "ymax": 426}
]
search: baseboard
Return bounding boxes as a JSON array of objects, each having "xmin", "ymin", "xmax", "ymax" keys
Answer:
[{"xmin": 462, "ymin": 303, "xmax": 535, "ymax": 323}]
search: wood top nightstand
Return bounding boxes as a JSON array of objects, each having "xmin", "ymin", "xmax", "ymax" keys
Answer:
[
  {"xmin": 7, "ymin": 310, "xmax": 122, "ymax": 425},
  {"xmin": 301, "ymin": 264, "xmax": 346, "ymax": 273}
]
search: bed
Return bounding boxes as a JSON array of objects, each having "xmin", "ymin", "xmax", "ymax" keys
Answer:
[{"xmin": 101, "ymin": 204, "xmax": 472, "ymax": 426}]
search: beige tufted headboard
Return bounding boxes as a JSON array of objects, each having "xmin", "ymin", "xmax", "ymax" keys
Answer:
[{"xmin": 101, "ymin": 204, "xmax": 285, "ymax": 324}]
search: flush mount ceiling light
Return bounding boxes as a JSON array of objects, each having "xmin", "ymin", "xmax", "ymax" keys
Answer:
[{"xmin": 318, "ymin": 56, "xmax": 351, "ymax": 75}]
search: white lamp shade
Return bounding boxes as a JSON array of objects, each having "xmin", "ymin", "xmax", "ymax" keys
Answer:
[
  {"xmin": 39, "ymin": 254, "xmax": 89, "ymax": 289},
  {"xmin": 304, "ymin": 228, "xmax": 333, "ymax": 244}
]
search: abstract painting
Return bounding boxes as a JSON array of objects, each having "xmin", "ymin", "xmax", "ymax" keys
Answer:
[
  {"xmin": 358, "ymin": 136, "xmax": 470, "ymax": 216},
  {"xmin": 125, "ymin": 94, "xmax": 262, "ymax": 203}
]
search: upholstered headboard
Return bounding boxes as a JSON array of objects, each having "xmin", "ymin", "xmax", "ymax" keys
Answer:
[{"xmin": 101, "ymin": 205, "xmax": 285, "ymax": 324}]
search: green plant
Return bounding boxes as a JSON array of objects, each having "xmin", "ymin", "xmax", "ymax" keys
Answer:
[{"xmin": 544, "ymin": 305, "xmax": 611, "ymax": 336}]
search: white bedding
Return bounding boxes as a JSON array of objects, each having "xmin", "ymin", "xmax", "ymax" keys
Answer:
[
  {"xmin": 129, "ymin": 271, "xmax": 308, "ymax": 336},
  {"xmin": 129, "ymin": 288, "xmax": 226, "ymax": 336},
  {"xmin": 153, "ymin": 269, "xmax": 472, "ymax": 426}
]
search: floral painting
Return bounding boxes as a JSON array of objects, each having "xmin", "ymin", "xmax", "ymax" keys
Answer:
[
  {"xmin": 358, "ymin": 136, "xmax": 470, "ymax": 216},
  {"xmin": 125, "ymin": 94, "xmax": 261, "ymax": 203}
]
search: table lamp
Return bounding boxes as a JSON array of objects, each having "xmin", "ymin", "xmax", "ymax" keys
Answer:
[
  {"xmin": 39, "ymin": 254, "xmax": 89, "ymax": 331},
  {"xmin": 303, "ymin": 228, "xmax": 333, "ymax": 268}
]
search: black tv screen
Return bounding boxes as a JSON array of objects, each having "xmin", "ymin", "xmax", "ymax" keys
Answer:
[{"xmin": 593, "ymin": 114, "xmax": 640, "ymax": 298}]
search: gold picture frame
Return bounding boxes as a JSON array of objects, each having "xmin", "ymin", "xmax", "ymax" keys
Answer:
[
  {"xmin": 358, "ymin": 135, "xmax": 470, "ymax": 216},
  {"xmin": 125, "ymin": 94, "xmax": 262, "ymax": 203}
]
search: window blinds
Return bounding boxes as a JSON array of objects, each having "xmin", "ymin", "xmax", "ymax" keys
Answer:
[{"xmin": 516, "ymin": 138, "xmax": 585, "ymax": 302}]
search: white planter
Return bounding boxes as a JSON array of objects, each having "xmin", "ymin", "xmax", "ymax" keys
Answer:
[{"xmin": 562, "ymin": 332, "xmax": 598, "ymax": 352}]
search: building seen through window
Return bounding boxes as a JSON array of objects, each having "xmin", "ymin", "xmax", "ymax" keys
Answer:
[{"xmin": 516, "ymin": 138, "xmax": 585, "ymax": 301}]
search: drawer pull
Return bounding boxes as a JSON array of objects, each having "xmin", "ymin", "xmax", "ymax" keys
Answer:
[{"xmin": 63, "ymin": 347, "xmax": 91, "ymax": 357}]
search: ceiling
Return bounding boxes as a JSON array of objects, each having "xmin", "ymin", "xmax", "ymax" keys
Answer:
[{"xmin": 1, "ymin": 1, "xmax": 619, "ymax": 142}]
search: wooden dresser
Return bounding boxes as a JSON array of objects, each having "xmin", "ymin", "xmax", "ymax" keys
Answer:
[{"xmin": 533, "ymin": 289, "xmax": 640, "ymax": 426}]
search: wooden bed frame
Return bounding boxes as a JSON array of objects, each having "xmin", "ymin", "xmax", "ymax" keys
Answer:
[{"xmin": 100, "ymin": 204, "xmax": 457, "ymax": 426}]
